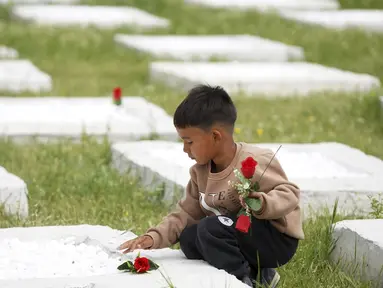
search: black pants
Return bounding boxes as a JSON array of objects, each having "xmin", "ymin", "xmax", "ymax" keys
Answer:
[{"xmin": 179, "ymin": 214, "xmax": 299, "ymax": 279}]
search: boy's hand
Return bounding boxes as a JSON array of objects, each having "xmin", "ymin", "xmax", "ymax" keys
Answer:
[{"xmin": 118, "ymin": 235, "xmax": 154, "ymax": 254}]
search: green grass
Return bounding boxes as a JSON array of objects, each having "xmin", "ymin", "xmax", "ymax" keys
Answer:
[{"xmin": 1, "ymin": 0, "xmax": 383, "ymax": 287}]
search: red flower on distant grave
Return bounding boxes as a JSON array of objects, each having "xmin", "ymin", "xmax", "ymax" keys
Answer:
[{"xmin": 113, "ymin": 87, "xmax": 122, "ymax": 100}]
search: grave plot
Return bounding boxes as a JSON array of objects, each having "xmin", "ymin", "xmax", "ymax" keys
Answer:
[
  {"xmin": 278, "ymin": 10, "xmax": 383, "ymax": 33},
  {"xmin": 184, "ymin": 0, "xmax": 339, "ymax": 11},
  {"xmin": 0, "ymin": 225, "xmax": 249, "ymax": 288},
  {"xmin": 330, "ymin": 219, "xmax": 383, "ymax": 287},
  {"xmin": 114, "ymin": 34, "xmax": 304, "ymax": 62},
  {"xmin": 0, "ymin": 97, "xmax": 177, "ymax": 142},
  {"xmin": 11, "ymin": 5, "xmax": 170, "ymax": 30},
  {"xmin": 111, "ymin": 141, "xmax": 383, "ymax": 217},
  {"xmin": 0, "ymin": 166, "xmax": 28, "ymax": 219},
  {"xmin": 0, "ymin": 0, "xmax": 79, "ymax": 5},
  {"xmin": 0, "ymin": 60, "xmax": 52, "ymax": 93},
  {"xmin": 149, "ymin": 62, "xmax": 380, "ymax": 97},
  {"xmin": 0, "ymin": 46, "xmax": 18, "ymax": 59}
]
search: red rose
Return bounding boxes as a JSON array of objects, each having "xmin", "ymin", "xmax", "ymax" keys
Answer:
[
  {"xmin": 113, "ymin": 87, "xmax": 122, "ymax": 100},
  {"xmin": 235, "ymin": 214, "xmax": 251, "ymax": 233},
  {"xmin": 133, "ymin": 257, "xmax": 150, "ymax": 273},
  {"xmin": 240, "ymin": 157, "xmax": 258, "ymax": 179}
]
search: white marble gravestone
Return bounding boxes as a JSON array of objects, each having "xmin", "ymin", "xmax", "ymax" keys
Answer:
[
  {"xmin": 184, "ymin": 0, "xmax": 340, "ymax": 11},
  {"xmin": 0, "ymin": 0, "xmax": 79, "ymax": 5},
  {"xmin": 111, "ymin": 140, "xmax": 383, "ymax": 217},
  {"xmin": 0, "ymin": 60, "xmax": 52, "ymax": 93},
  {"xmin": 278, "ymin": 10, "xmax": 383, "ymax": 33},
  {"xmin": 150, "ymin": 62, "xmax": 380, "ymax": 97},
  {"xmin": 114, "ymin": 34, "xmax": 304, "ymax": 62},
  {"xmin": 330, "ymin": 219, "xmax": 383, "ymax": 287},
  {"xmin": 0, "ymin": 97, "xmax": 177, "ymax": 142},
  {"xmin": 0, "ymin": 96, "xmax": 178, "ymax": 141},
  {"xmin": 380, "ymin": 96, "xmax": 383, "ymax": 111},
  {"xmin": 11, "ymin": 5, "xmax": 170, "ymax": 29},
  {"xmin": 0, "ymin": 166, "xmax": 28, "ymax": 219},
  {"xmin": 0, "ymin": 225, "xmax": 249, "ymax": 288},
  {"xmin": 0, "ymin": 46, "xmax": 18, "ymax": 59}
]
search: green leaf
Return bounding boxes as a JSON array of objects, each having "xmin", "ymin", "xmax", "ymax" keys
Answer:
[
  {"xmin": 252, "ymin": 181, "xmax": 260, "ymax": 191},
  {"xmin": 117, "ymin": 260, "xmax": 134, "ymax": 271},
  {"xmin": 237, "ymin": 207, "xmax": 247, "ymax": 217},
  {"xmin": 245, "ymin": 198, "xmax": 262, "ymax": 212},
  {"xmin": 148, "ymin": 259, "xmax": 160, "ymax": 271}
]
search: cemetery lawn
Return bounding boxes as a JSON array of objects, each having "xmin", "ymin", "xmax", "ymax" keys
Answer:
[{"xmin": 0, "ymin": 0, "xmax": 382, "ymax": 287}]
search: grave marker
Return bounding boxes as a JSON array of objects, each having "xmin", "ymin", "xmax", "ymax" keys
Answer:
[
  {"xmin": 0, "ymin": 225, "xmax": 249, "ymax": 288},
  {"xmin": 114, "ymin": 34, "xmax": 304, "ymax": 62},
  {"xmin": 278, "ymin": 10, "xmax": 383, "ymax": 33},
  {"xmin": 184, "ymin": 0, "xmax": 340, "ymax": 11},
  {"xmin": 0, "ymin": 97, "xmax": 177, "ymax": 142},
  {"xmin": 0, "ymin": 166, "xmax": 28, "ymax": 219},
  {"xmin": 150, "ymin": 62, "xmax": 380, "ymax": 97},
  {"xmin": 0, "ymin": 46, "xmax": 18, "ymax": 59},
  {"xmin": 111, "ymin": 140, "xmax": 383, "ymax": 217},
  {"xmin": 12, "ymin": 5, "xmax": 170, "ymax": 29},
  {"xmin": 0, "ymin": 60, "xmax": 52, "ymax": 93},
  {"xmin": 330, "ymin": 219, "xmax": 383, "ymax": 287}
]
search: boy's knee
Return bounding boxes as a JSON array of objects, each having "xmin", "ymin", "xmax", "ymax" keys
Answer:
[
  {"xmin": 197, "ymin": 215, "xmax": 235, "ymax": 238},
  {"xmin": 179, "ymin": 224, "xmax": 196, "ymax": 247}
]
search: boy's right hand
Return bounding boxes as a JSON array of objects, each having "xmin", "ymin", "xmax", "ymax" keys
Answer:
[{"xmin": 118, "ymin": 235, "xmax": 154, "ymax": 254}]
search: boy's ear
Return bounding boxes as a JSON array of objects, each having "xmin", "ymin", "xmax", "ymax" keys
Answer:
[{"xmin": 212, "ymin": 129, "xmax": 222, "ymax": 142}]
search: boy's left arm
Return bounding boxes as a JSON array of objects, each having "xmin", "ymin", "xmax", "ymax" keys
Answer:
[{"xmin": 250, "ymin": 152, "xmax": 300, "ymax": 220}]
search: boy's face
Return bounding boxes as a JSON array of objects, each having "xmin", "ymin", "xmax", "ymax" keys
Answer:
[{"xmin": 176, "ymin": 126, "xmax": 219, "ymax": 165}]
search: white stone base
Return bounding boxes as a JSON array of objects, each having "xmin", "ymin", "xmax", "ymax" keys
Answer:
[
  {"xmin": 114, "ymin": 34, "xmax": 304, "ymax": 62},
  {"xmin": 279, "ymin": 10, "xmax": 383, "ymax": 33},
  {"xmin": 0, "ymin": 46, "xmax": 18, "ymax": 59},
  {"xmin": 0, "ymin": 0, "xmax": 79, "ymax": 5},
  {"xmin": 0, "ymin": 225, "xmax": 248, "ymax": 288},
  {"xmin": 185, "ymin": 0, "xmax": 339, "ymax": 11},
  {"xmin": 149, "ymin": 62, "xmax": 380, "ymax": 97},
  {"xmin": 111, "ymin": 140, "xmax": 383, "ymax": 217},
  {"xmin": 0, "ymin": 166, "xmax": 28, "ymax": 219},
  {"xmin": 11, "ymin": 5, "xmax": 170, "ymax": 30},
  {"xmin": 0, "ymin": 97, "xmax": 177, "ymax": 142},
  {"xmin": 330, "ymin": 219, "xmax": 383, "ymax": 287},
  {"xmin": 0, "ymin": 60, "xmax": 52, "ymax": 93}
]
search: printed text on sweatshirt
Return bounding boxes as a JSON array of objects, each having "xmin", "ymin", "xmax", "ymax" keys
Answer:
[{"xmin": 145, "ymin": 142, "xmax": 304, "ymax": 249}]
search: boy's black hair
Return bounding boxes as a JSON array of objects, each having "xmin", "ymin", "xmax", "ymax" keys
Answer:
[{"xmin": 173, "ymin": 84, "xmax": 237, "ymax": 131}]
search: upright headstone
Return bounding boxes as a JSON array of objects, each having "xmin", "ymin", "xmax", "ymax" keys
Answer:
[{"xmin": 0, "ymin": 46, "xmax": 18, "ymax": 59}]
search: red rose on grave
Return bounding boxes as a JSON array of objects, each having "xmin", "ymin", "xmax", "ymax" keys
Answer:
[
  {"xmin": 235, "ymin": 214, "xmax": 251, "ymax": 233},
  {"xmin": 113, "ymin": 87, "xmax": 122, "ymax": 101},
  {"xmin": 240, "ymin": 157, "xmax": 258, "ymax": 179},
  {"xmin": 133, "ymin": 257, "xmax": 150, "ymax": 273}
]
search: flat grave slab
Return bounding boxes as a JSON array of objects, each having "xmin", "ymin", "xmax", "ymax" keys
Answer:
[
  {"xmin": 279, "ymin": 10, "xmax": 383, "ymax": 33},
  {"xmin": 185, "ymin": 0, "xmax": 339, "ymax": 11},
  {"xmin": 111, "ymin": 140, "xmax": 383, "ymax": 217},
  {"xmin": 330, "ymin": 219, "xmax": 383, "ymax": 287},
  {"xmin": 0, "ymin": 0, "xmax": 79, "ymax": 5},
  {"xmin": 0, "ymin": 97, "xmax": 177, "ymax": 142},
  {"xmin": 11, "ymin": 5, "xmax": 170, "ymax": 29},
  {"xmin": 0, "ymin": 46, "xmax": 18, "ymax": 59},
  {"xmin": 114, "ymin": 34, "xmax": 304, "ymax": 62},
  {"xmin": 149, "ymin": 62, "xmax": 380, "ymax": 97},
  {"xmin": 0, "ymin": 166, "xmax": 28, "ymax": 219},
  {"xmin": 0, "ymin": 60, "xmax": 52, "ymax": 93},
  {"xmin": 0, "ymin": 225, "xmax": 249, "ymax": 288}
]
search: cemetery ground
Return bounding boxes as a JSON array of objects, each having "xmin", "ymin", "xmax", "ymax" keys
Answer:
[{"xmin": 1, "ymin": 0, "xmax": 383, "ymax": 287}]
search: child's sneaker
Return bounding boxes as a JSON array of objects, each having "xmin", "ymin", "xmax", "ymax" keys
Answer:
[{"xmin": 261, "ymin": 268, "xmax": 280, "ymax": 288}]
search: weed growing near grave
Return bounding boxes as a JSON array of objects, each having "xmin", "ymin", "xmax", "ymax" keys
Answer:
[
  {"xmin": 1, "ymin": 0, "xmax": 383, "ymax": 287},
  {"xmin": 368, "ymin": 193, "xmax": 383, "ymax": 218}
]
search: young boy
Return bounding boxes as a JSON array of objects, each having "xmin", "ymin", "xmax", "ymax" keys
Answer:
[{"xmin": 118, "ymin": 85, "xmax": 304, "ymax": 287}]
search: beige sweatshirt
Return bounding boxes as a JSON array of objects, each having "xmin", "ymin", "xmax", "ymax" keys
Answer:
[{"xmin": 146, "ymin": 142, "xmax": 305, "ymax": 249}]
